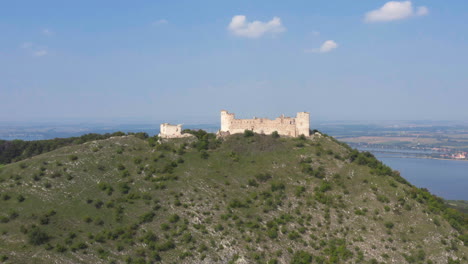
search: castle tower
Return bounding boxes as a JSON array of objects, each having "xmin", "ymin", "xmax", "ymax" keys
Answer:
[
  {"xmin": 295, "ymin": 112, "xmax": 310, "ymax": 136},
  {"xmin": 220, "ymin": 110, "xmax": 234, "ymax": 132}
]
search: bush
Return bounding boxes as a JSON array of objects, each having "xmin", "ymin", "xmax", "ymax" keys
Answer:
[
  {"xmin": 200, "ymin": 151, "xmax": 209, "ymax": 159},
  {"xmin": 8, "ymin": 210, "xmax": 18, "ymax": 219},
  {"xmin": 376, "ymin": 195, "xmax": 390, "ymax": 203},
  {"xmin": 288, "ymin": 231, "xmax": 300, "ymax": 240},
  {"xmin": 255, "ymin": 173, "xmax": 272, "ymax": 182},
  {"xmin": 244, "ymin": 130, "xmax": 254, "ymax": 137},
  {"xmin": 119, "ymin": 182, "xmax": 130, "ymax": 194},
  {"xmin": 17, "ymin": 194, "xmax": 25, "ymax": 202},
  {"xmin": 28, "ymin": 227, "xmax": 50, "ymax": 245},
  {"xmin": 291, "ymin": 250, "xmax": 313, "ymax": 264},
  {"xmin": 155, "ymin": 240, "xmax": 175, "ymax": 251},
  {"xmin": 168, "ymin": 214, "xmax": 180, "ymax": 223},
  {"xmin": 139, "ymin": 212, "xmax": 155, "ymax": 224},
  {"xmin": 384, "ymin": 221, "xmax": 394, "ymax": 229},
  {"xmin": 56, "ymin": 244, "xmax": 67, "ymax": 253},
  {"xmin": 248, "ymin": 179, "xmax": 259, "ymax": 187},
  {"xmin": 271, "ymin": 131, "xmax": 280, "ymax": 138},
  {"xmin": 271, "ymin": 182, "xmax": 285, "ymax": 192},
  {"xmin": 267, "ymin": 228, "xmax": 278, "ymax": 239}
]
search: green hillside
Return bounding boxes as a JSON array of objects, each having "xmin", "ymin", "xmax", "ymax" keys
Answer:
[{"xmin": 0, "ymin": 132, "xmax": 466, "ymax": 263}]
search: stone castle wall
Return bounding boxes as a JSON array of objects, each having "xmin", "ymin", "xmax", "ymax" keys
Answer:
[
  {"xmin": 159, "ymin": 123, "xmax": 193, "ymax": 139},
  {"xmin": 220, "ymin": 110, "xmax": 310, "ymax": 137}
]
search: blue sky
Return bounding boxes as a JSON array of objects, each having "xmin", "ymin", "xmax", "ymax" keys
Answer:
[{"xmin": 1, "ymin": 0, "xmax": 467, "ymax": 123}]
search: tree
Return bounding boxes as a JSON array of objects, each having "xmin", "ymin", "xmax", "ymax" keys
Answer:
[
  {"xmin": 244, "ymin": 130, "xmax": 254, "ymax": 137},
  {"xmin": 271, "ymin": 131, "xmax": 280, "ymax": 138}
]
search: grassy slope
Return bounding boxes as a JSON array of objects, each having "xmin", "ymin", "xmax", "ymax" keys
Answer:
[{"xmin": 0, "ymin": 134, "xmax": 466, "ymax": 264}]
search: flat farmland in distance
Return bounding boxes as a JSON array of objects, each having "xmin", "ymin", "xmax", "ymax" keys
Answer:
[{"xmin": 340, "ymin": 136, "xmax": 441, "ymax": 145}]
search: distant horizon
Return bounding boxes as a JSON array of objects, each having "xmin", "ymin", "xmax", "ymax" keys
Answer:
[{"xmin": 2, "ymin": 117, "xmax": 468, "ymax": 127}]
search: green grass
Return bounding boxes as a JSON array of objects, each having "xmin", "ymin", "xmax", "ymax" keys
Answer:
[{"xmin": 0, "ymin": 133, "xmax": 466, "ymax": 263}]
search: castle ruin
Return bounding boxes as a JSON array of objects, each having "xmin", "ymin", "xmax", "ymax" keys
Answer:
[
  {"xmin": 158, "ymin": 123, "xmax": 193, "ymax": 139},
  {"xmin": 219, "ymin": 110, "xmax": 310, "ymax": 137}
]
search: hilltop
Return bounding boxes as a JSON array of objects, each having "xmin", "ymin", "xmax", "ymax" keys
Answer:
[{"xmin": 0, "ymin": 131, "xmax": 466, "ymax": 263}]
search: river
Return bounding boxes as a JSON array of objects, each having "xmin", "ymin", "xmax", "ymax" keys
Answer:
[{"xmin": 375, "ymin": 154, "xmax": 468, "ymax": 200}]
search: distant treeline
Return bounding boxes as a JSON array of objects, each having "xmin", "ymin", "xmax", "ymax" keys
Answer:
[{"xmin": 0, "ymin": 132, "xmax": 150, "ymax": 164}]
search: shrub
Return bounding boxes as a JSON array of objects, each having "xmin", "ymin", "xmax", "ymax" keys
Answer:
[
  {"xmin": 51, "ymin": 171, "xmax": 62, "ymax": 178},
  {"xmin": 317, "ymin": 181, "xmax": 332, "ymax": 193},
  {"xmin": 271, "ymin": 182, "xmax": 285, "ymax": 192},
  {"xmin": 168, "ymin": 214, "xmax": 180, "ymax": 223},
  {"xmin": 271, "ymin": 131, "xmax": 280, "ymax": 138},
  {"xmin": 377, "ymin": 195, "xmax": 390, "ymax": 203},
  {"xmin": 139, "ymin": 212, "xmax": 155, "ymax": 224},
  {"xmin": 291, "ymin": 250, "xmax": 313, "ymax": 264},
  {"xmin": 384, "ymin": 221, "xmax": 394, "ymax": 229},
  {"xmin": 56, "ymin": 244, "xmax": 67, "ymax": 253},
  {"xmin": 267, "ymin": 228, "xmax": 278, "ymax": 239},
  {"xmin": 248, "ymin": 179, "xmax": 259, "ymax": 187},
  {"xmin": 119, "ymin": 182, "xmax": 130, "ymax": 194},
  {"xmin": 28, "ymin": 227, "xmax": 50, "ymax": 245},
  {"xmin": 295, "ymin": 186, "xmax": 306, "ymax": 196},
  {"xmin": 39, "ymin": 215, "xmax": 50, "ymax": 225},
  {"xmin": 244, "ymin": 130, "xmax": 254, "ymax": 137},
  {"xmin": 155, "ymin": 240, "xmax": 175, "ymax": 251},
  {"xmin": 17, "ymin": 194, "xmax": 25, "ymax": 202},
  {"xmin": 200, "ymin": 151, "xmax": 209, "ymax": 159},
  {"xmin": 228, "ymin": 199, "xmax": 248, "ymax": 209},
  {"xmin": 94, "ymin": 200, "xmax": 104, "ymax": 209},
  {"xmin": 116, "ymin": 147, "xmax": 124, "ymax": 154},
  {"xmin": 68, "ymin": 155, "xmax": 78, "ymax": 161},
  {"xmin": 288, "ymin": 231, "xmax": 300, "ymax": 240},
  {"xmin": 2, "ymin": 194, "xmax": 11, "ymax": 201},
  {"xmin": 255, "ymin": 173, "xmax": 272, "ymax": 182},
  {"xmin": 214, "ymin": 224, "xmax": 224, "ymax": 232}
]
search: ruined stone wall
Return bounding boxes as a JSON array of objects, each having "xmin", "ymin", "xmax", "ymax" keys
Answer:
[
  {"xmin": 159, "ymin": 123, "xmax": 193, "ymax": 139},
  {"xmin": 220, "ymin": 110, "xmax": 310, "ymax": 137}
]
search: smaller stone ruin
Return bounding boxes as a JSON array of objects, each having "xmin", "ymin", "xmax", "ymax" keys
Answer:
[{"xmin": 158, "ymin": 123, "xmax": 193, "ymax": 139}]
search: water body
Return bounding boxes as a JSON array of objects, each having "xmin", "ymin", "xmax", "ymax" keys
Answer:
[{"xmin": 375, "ymin": 154, "xmax": 468, "ymax": 200}]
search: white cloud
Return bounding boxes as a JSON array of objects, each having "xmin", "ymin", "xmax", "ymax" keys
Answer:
[
  {"xmin": 21, "ymin": 42, "xmax": 33, "ymax": 49},
  {"xmin": 42, "ymin": 28, "xmax": 54, "ymax": 36},
  {"xmin": 20, "ymin": 42, "xmax": 48, "ymax": 57},
  {"xmin": 228, "ymin": 15, "xmax": 286, "ymax": 38},
  {"xmin": 364, "ymin": 1, "xmax": 429, "ymax": 23},
  {"xmin": 33, "ymin": 50, "xmax": 48, "ymax": 57},
  {"xmin": 152, "ymin": 19, "xmax": 168, "ymax": 26},
  {"xmin": 416, "ymin": 6, "xmax": 429, "ymax": 16},
  {"xmin": 306, "ymin": 40, "xmax": 338, "ymax": 54}
]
